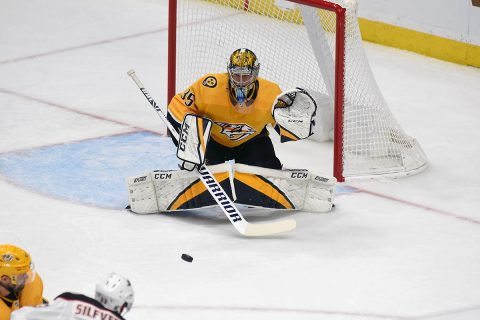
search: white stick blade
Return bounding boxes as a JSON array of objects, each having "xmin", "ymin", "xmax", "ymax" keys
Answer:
[{"xmin": 243, "ymin": 219, "xmax": 296, "ymax": 237}]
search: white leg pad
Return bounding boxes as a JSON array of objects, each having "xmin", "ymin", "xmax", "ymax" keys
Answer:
[
  {"xmin": 126, "ymin": 164, "xmax": 336, "ymax": 214},
  {"xmin": 126, "ymin": 173, "xmax": 159, "ymax": 214},
  {"xmin": 304, "ymin": 173, "xmax": 336, "ymax": 212}
]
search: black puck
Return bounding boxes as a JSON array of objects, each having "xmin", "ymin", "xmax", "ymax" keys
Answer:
[{"xmin": 181, "ymin": 253, "xmax": 193, "ymax": 262}]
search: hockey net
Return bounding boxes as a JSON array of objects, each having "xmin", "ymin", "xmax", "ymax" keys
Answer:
[{"xmin": 168, "ymin": 0, "xmax": 428, "ymax": 181}]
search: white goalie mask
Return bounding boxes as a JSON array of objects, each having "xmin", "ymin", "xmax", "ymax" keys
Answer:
[
  {"xmin": 227, "ymin": 48, "xmax": 260, "ymax": 108},
  {"xmin": 95, "ymin": 273, "xmax": 134, "ymax": 315}
]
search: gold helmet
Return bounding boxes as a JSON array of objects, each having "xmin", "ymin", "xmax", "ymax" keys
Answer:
[
  {"xmin": 0, "ymin": 244, "xmax": 35, "ymax": 286},
  {"xmin": 227, "ymin": 48, "xmax": 260, "ymax": 110}
]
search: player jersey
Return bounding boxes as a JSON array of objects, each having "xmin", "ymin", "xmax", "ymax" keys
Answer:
[
  {"xmin": 10, "ymin": 292, "xmax": 126, "ymax": 320},
  {"xmin": 0, "ymin": 274, "xmax": 44, "ymax": 320},
  {"xmin": 168, "ymin": 73, "xmax": 282, "ymax": 148}
]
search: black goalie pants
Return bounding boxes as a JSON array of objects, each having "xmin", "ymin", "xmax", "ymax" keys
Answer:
[{"xmin": 205, "ymin": 135, "xmax": 282, "ymax": 170}]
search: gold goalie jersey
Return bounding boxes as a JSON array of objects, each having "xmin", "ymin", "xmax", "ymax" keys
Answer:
[
  {"xmin": 168, "ymin": 73, "xmax": 282, "ymax": 148},
  {"xmin": 0, "ymin": 275, "xmax": 44, "ymax": 320}
]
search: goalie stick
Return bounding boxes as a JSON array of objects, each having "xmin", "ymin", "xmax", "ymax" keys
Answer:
[{"xmin": 127, "ymin": 69, "xmax": 296, "ymax": 237}]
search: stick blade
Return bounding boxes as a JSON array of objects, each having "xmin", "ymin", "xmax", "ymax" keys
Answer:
[{"xmin": 242, "ymin": 218, "xmax": 296, "ymax": 237}]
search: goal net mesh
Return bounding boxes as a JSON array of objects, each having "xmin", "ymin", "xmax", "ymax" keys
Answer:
[{"xmin": 172, "ymin": 0, "xmax": 428, "ymax": 180}]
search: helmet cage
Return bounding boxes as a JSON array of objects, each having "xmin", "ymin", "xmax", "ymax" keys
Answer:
[
  {"xmin": 227, "ymin": 48, "xmax": 260, "ymax": 90},
  {"xmin": 227, "ymin": 48, "xmax": 260, "ymax": 108},
  {"xmin": 228, "ymin": 65, "xmax": 259, "ymax": 88}
]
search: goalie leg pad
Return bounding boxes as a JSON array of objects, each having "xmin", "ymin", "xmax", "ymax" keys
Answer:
[
  {"xmin": 127, "ymin": 169, "xmax": 215, "ymax": 214},
  {"xmin": 234, "ymin": 164, "xmax": 336, "ymax": 213},
  {"xmin": 304, "ymin": 173, "xmax": 336, "ymax": 212},
  {"xmin": 126, "ymin": 173, "xmax": 159, "ymax": 214},
  {"xmin": 126, "ymin": 164, "xmax": 336, "ymax": 214}
]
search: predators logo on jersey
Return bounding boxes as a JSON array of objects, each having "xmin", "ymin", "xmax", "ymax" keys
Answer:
[
  {"xmin": 215, "ymin": 122, "xmax": 256, "ymax": 141},
  {"xmin": 168, "ymin": 73, "xmax": 282, "ymax": 147}
]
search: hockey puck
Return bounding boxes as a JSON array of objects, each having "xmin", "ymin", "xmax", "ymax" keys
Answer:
[{"xmin": 181, "ymin": 253, "xmax": 193, "ymax": 263}]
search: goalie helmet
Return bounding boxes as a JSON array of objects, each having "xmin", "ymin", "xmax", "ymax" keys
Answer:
[
  {"xmin": 95, "ymin": 273, "xmax": 134, "ymax": 315},
  {"xmin": 227, "ymin": 48, "xmax": 260, "ymax": 111},
  {"xmin": 0, "ymin": 244, "xmax": 36, "ymax": 292}
]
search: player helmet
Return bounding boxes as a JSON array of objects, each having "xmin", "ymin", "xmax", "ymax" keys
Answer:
[
  {"xmin": 227, "ymin": 48, "xmax": 260, "ymax": 108},
  {"xmin": 95, "ymin": 273, "xmax": 134, "ymax": 315},
  {"xmin": 0, "ymin": 244, "xmax": 36, "ymax": 291}
]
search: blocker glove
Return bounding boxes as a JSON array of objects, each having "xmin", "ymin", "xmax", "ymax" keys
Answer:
[{"xmin": 177, "ymin": 114, "xmax": 212, "ymax": 171}]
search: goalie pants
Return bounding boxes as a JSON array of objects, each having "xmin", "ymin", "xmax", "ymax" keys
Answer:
[
  {"xmin": 167, "ymin": 113, "xmax": 282, "ymax": 170},
  {"xmin": 205, "ymin": 133, "xmax": 282, "ymax": 170}
]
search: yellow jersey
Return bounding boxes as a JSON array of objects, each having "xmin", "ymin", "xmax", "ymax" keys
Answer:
[
  {"xmin": 168, "ymin": 73, "xmax": 281, "ymax": 148},
  {"xmin": 0, "ymin": 275, "xmax": 44, "ymax": 320}
]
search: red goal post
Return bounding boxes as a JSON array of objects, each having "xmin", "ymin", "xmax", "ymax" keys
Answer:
[{"xmin": 167, "ymin": 0, "xmax": 428, "ymax": 182}]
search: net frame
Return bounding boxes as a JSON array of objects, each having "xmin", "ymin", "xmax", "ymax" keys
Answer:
[{"xmin": 167, "ymin": 0, "xmax": 427, "ymax": 182}]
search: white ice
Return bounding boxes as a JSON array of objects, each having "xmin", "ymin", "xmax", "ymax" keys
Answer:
[{"xmin": 1, "ymin": 0, "xmax": 480, "ymax": 319}]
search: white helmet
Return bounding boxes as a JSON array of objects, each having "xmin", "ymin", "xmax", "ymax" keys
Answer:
[{"xmin": 95, "ymin": 273, "xmax": 134, "ymax": 315}]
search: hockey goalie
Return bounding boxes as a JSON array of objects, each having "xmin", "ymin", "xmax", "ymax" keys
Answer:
[{"xmin": 126, "ymin": 48, "xmax": 336, "ymax": 215}]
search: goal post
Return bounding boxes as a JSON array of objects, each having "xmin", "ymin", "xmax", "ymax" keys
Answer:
[{"xmin": 167, "ymin": 0, "xmax": 428, "ymax": 182}]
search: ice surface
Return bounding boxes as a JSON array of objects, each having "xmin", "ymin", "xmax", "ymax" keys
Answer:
[{"xmin": 1, "ymin": 0, "xmax": 480, "ymax": 319}]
